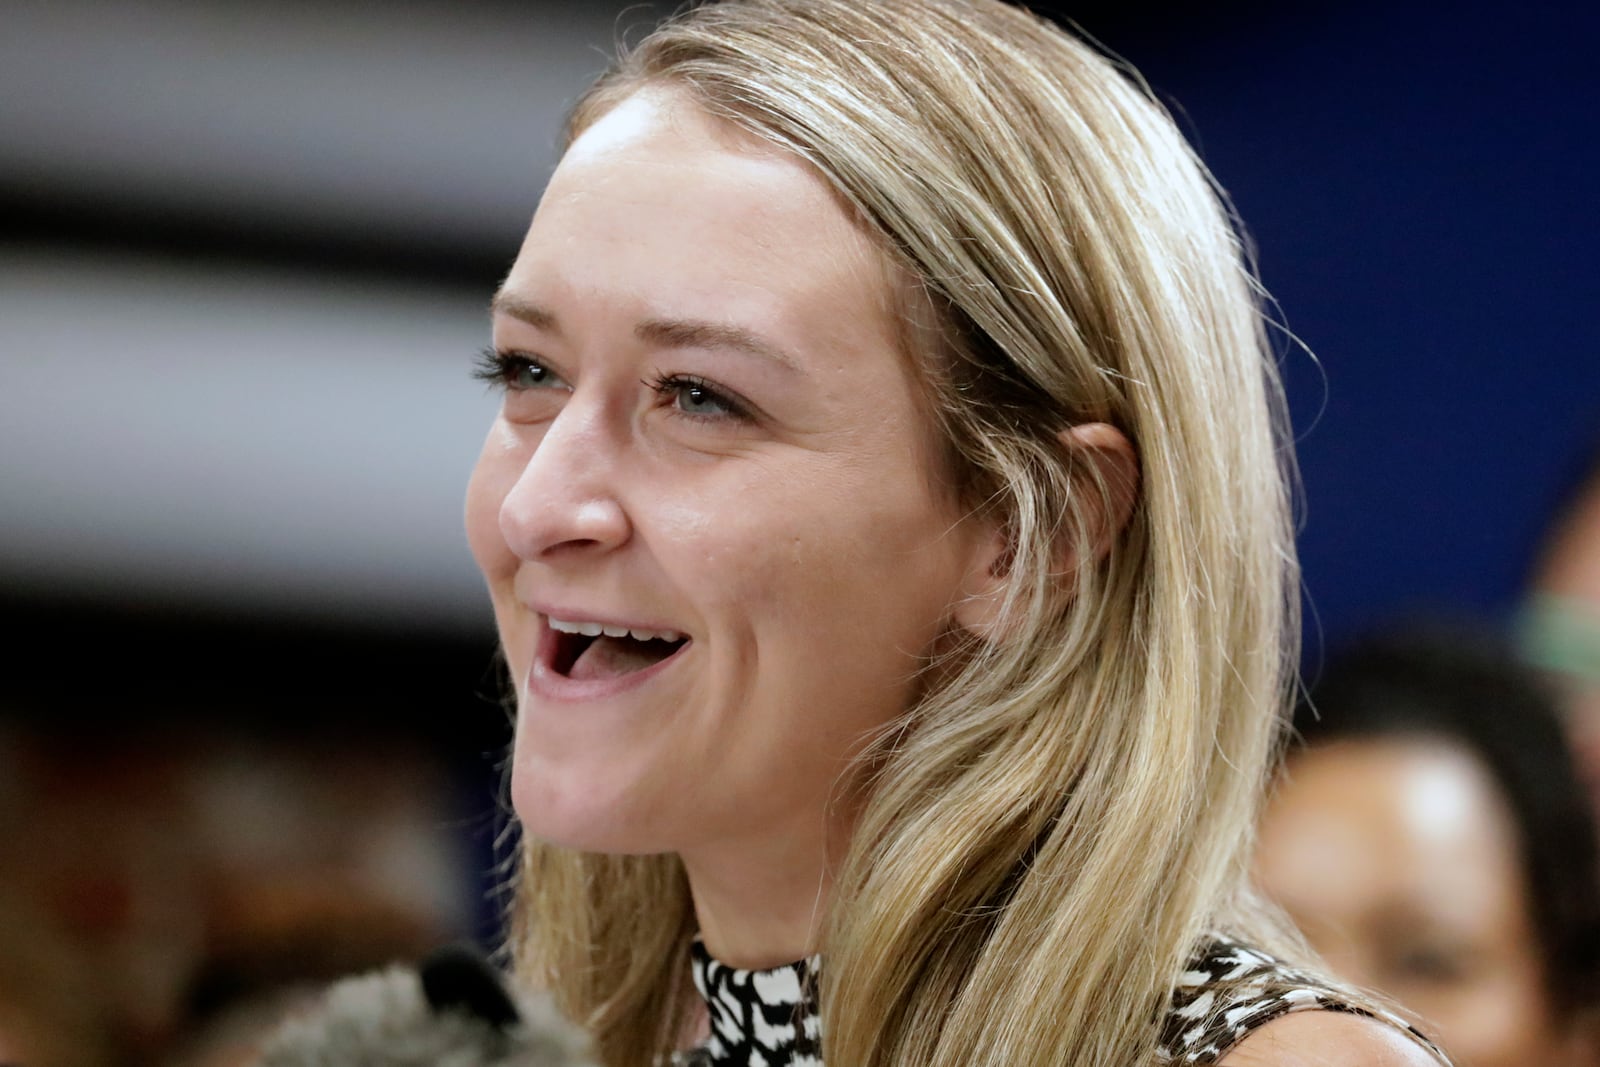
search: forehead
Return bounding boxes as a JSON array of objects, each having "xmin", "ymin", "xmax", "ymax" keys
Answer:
[
  {"xmin": 502, "ymin": 88, "xmax": 904, "ymax": 352},
  {"xmin": 1265, "ymin": 739, "xmax": 1526, "ymax": 922}
]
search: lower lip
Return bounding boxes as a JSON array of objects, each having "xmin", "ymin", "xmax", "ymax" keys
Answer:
[{"xmin": 524, "ymin": 634, "xmax": 692, "ymax": 704}]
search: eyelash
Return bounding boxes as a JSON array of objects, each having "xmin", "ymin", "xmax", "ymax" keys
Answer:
[
  {"xmin": 472, "ymin": 347, "xmax": 548, "ymax": 389},
  {"xmin": 644, "ymin": 371, "xmax": 751, "ymax": 423},
  {"xmin": 472, "ymin": 348, "xmax": 752, "ymax": 423}
]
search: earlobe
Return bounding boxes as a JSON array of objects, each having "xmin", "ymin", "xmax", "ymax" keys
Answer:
[{"xmin": 950, "ymin": 422, "xmax": 1139, "ymax": 639}]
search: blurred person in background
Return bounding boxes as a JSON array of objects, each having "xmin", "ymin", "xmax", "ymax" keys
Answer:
[
  {"xmin": 1521, "ymin": 447, "xmax": 1600, "ymax": 807},
  {"xmin": 1255, "ymin": 629, "xmax": 1600, "ymax": 1067},
  {"xmin": 0, "ymin": 716, "xmax": 469, "ymax": 1067}
]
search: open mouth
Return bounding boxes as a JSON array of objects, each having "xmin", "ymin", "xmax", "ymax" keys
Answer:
[{"xmin": 547, "ymin": 619, "xmax": 690, "ymax": 682}]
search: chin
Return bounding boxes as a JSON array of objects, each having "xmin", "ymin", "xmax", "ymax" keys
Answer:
[{"xmin": 511, "ymin": 762, "xmax": 673, "ymax": 856}]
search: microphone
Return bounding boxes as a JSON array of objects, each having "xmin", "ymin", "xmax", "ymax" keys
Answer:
[{"xmin": 257, "ymin": 944, "xmax": 596, "ymax": 1066}]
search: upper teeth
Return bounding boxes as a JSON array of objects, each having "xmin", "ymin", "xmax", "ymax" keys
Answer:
[{"xmin": 549, "ymin": 617, "xmax": 684, "ymax": 643}]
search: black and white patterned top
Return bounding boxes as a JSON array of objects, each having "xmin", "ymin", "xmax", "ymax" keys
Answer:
[
  {"xmin": 676, "ymin": 938, "xmax": 824, "ymax": 1066},
  {"xmin": 1158, "ymin": 936, "xmax": 1441, "ymax": 1063},
  {"xmin": 673, "ymin": 934, "xmax": 1444, "ymax": 1066}
]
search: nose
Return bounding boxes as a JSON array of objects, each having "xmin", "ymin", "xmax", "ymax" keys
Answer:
[{"xmin": 498, "ymin": 402, "xmax": 632, "ymax": 561}]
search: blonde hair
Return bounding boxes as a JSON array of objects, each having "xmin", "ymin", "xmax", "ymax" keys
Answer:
[{"xmin": 513, "ymin": 1, "xmax": 1303, "ymax": 1064}]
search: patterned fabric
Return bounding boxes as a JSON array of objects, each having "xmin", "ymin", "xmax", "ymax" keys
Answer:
[
  {"xmin": 1157, "ymin": 935, "xmax": 1443, "ymax": 1063},
  {"xmin": 675, "ymin": 934, "xmax": 1444, "ymax": 1066},
  {"xmin": 674, "ymin": 939, "xmax": 822, "ymax": 1066}
]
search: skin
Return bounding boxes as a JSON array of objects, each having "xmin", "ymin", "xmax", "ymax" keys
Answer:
[
  {"xmin": 1220, "ymin": 1010, "xmax": 1443, "ymax": 1066},
  {"xmin": 1255, "ymin": 738, "xmax": 1588, "ymax": 1067},
  {"xmin": 466, "ymin": 87, "xmax": 1007, "ymax": 967}
]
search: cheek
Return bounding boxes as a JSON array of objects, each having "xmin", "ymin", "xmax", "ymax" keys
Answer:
[
  {"xmin": 706, "ymin": 484, "xmax": 961, "ymax": 677},
  {"xmin": 649, "ymin": 475, "xmax": 816, "ymax": 605}
]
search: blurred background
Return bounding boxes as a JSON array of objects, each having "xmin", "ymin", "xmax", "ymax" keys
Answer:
[{"xmin": 1, "ymin": 1, "xmax": 1596, "ymax": 1064}]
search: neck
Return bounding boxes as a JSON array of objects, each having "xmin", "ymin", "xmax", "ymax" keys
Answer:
[{"xmin": 679, "ymin": 803, "xmax": 846, "ymax": 970}]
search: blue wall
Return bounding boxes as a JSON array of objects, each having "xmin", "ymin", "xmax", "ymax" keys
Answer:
[{"xmin": 1105, "ymin": 5, "xmax": 1600, "ymax": 653}]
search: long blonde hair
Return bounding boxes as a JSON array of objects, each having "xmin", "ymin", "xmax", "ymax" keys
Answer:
[{"xmin": 512, "ymin": 2, "xmax": 1301, "ymax": 1063}]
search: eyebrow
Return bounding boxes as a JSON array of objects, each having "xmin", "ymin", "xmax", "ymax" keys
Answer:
[
  {"xmin": 489, "ymin": 293, "xmax": 560, "ymax": 332},
  {"xmin": 490, "ymin": 292, "xmax": 800, "ymax": 372}
]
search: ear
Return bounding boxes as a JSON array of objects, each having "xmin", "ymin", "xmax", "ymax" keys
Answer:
[
  {"xmin": 1058, "ymin": 421, "xmax": 1139, "ymax": 569},
  {"xmin": 952, "ymin": 422, "xmax": 1139, "ymax": 637}
]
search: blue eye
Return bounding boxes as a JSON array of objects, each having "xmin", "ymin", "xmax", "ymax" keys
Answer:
[
  {"xmin": 509, "ymin": 359, "xmax": 549, "ymax": 389},
  {"xmin": 647, "ymin": 373, "xmax": 750, "ymax": 422},
  {"xmin": 677, "ymin": 380, "xmax": 732, "ymax": 416},
  {"xmin": 472, "ymin": 347, "xmax": 558, "ymax": 391}
]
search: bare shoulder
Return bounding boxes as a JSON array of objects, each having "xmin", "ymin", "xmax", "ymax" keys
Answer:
[{"xmin": 1215, "ymin": 1010, "xmax": 1443, "ymax": 1067}]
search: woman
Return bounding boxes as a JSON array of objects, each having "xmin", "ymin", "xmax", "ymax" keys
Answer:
[
  {"xmin": 1256, "ymin": 631, "xmax": 1600, "ymax": 1067},
  {"xmin": 464, "ymin": 1, "xmax": 1446, "ymax": 1064}
]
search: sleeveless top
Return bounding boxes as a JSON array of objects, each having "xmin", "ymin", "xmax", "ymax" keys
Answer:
[{"xmin": 673, "ymin": 934, "xmax": 1445, "ymax": 1065}]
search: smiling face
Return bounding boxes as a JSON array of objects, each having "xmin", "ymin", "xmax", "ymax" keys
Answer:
[
  {"xmin": 465, "ymin": 88, "xmax": 991, "ymax": 862},
  {"xmin": 1255, "ymin": 739, "xmax": 1578, "ymax": 1067}
]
